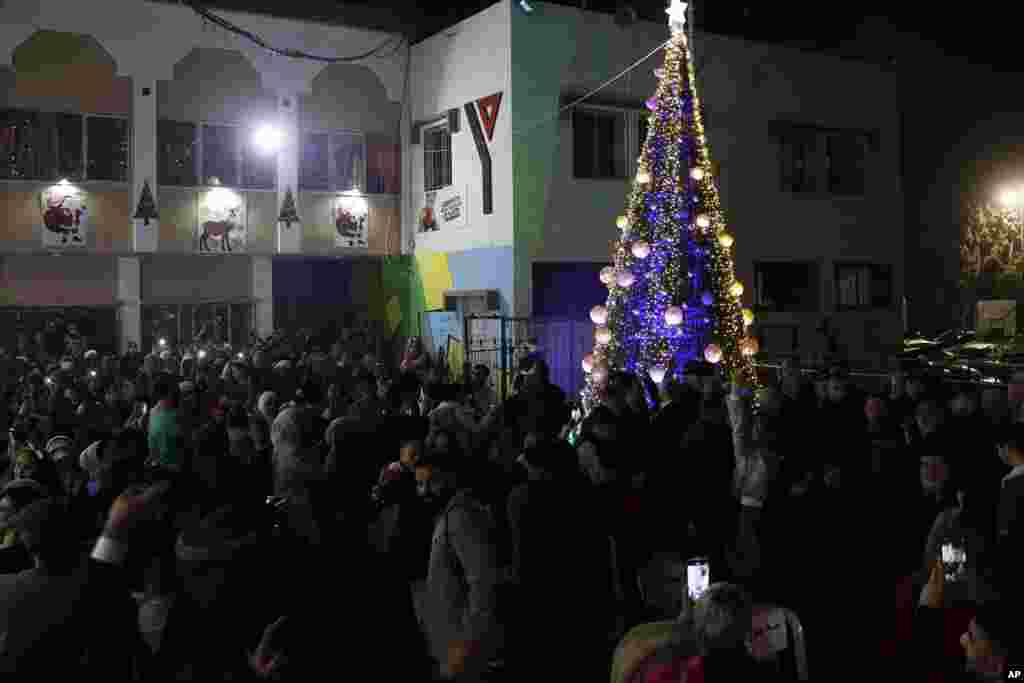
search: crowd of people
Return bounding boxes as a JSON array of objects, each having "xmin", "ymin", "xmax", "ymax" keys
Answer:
[{"xmin": 0, "ymin": 318, "xmax": 1020, "ymax": 681}]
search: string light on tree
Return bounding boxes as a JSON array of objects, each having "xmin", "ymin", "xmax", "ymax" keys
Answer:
[
  {"xmin": 616, "ymin": 270, "xmax": 636, "ymax": 288},
  {"xmin": 582, "ymin": 0, "xmax": 759, "ymax": 408}
]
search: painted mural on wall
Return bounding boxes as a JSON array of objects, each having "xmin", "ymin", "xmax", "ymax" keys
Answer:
[
  {"xmin": 40, "ymin": 184, "xmax": 88, "ymax": 248},
  {"xmin": 197, "ymin": 188, "xmax": 246, "ymax": 253},
  {"xmin": 419, "ymin": 185, "xmax": 468, "ymax": 233},
  {"xmin": 334, "ymin": 195, "xmax": 368, "ymax": 249}
]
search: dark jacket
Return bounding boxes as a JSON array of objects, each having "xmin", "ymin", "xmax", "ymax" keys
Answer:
[{"xmin": 0, "ymin": 559, "xmax": 143, "ymax": 677}]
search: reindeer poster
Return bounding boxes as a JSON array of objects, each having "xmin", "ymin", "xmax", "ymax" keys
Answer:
[
  {"xmin": 197, "ymin": 189, "xmax": 246, "ymax": 253},
  {"xmin": 40, "ymin": 184, "xmax": 88, "ymax": 248},
  {"xmin": 333, "ymin": 195, "xmax": 368, "ymax": 249}
]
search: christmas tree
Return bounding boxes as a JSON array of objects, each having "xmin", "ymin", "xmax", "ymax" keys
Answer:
[
  {"xmin": 133, "ymin": 180, "xmax": 158, "ymax": 226},
  {"xmin": 584, "ymin": 0, "xmax": 759, "ymax": 401},
  {"xmin": 278, "ymin": 187, "xmax": 300, "ymax": 227}
]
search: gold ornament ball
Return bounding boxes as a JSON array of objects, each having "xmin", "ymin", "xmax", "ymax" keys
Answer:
[
  {"xmin": 718, "ymin": 232, "xmax": 734, "ymax": 249},
  {"xmin": 729, "ymin": 281, "xmax": 744, "ymax": 298},
  {"xmin": 740, "ymin": 337, "xmax": 760, "ymax": 357},
  {"xmin": 690, "ymin": 168, "xmax": 705, "ymax": 181},
  {"xmin": 742, "ymin": 308, "xmax": 755, "ymax": 326},
  {"xmin": 616, "ymin": 215, "xmax": 628, "ymax": 229},
  {"xmin": 696, "ymin": 214, "xmax": 711, "ymax": 228}
]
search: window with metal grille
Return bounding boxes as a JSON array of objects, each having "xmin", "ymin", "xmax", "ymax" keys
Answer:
[
  {"xmin": 778, "ymin": 124, "xmax": 873, "ymax": 196},
  {"xmin": 0, "ymin": 109, "xmax": 129, "ymax": 182},
  {"xmin": 835, "ymin": 263, "xmax": 892, "ymax": 310},
  {"xmin": 299, "ymin": 131, "xmax": 365, "ymax": 192},
  {"xmin": 572, "ymin": 106, "xmax": 647, "ymax": 180},
  {"xmin": 755, "ymin": 261, "xmax": 819, "ymax": 312},
  {"xmin": 423, "ymin": 124, "xmax": 452, "ymax": 192}
]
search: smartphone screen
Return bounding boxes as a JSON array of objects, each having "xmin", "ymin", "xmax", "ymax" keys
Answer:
[
  {"xmin": 686, "ymin": 558, "xmax": 711, "ymax": 601},
  {"xmin": 941, "ymin": 543, "xmax": 967, "ymax": 582}
]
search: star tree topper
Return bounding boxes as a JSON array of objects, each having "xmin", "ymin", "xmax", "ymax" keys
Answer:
[{"xmin": 666, "ymin": 0, "xmax": 688, "ymax": 34}]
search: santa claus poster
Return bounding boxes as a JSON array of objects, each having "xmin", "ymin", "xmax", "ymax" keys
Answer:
[
  {"xmin": 40, "ymin": 184, "xmax": 88, "ymax": 248},
  {"xmin": 333, "ymin": 195, "xmax": 369, "ymax": 249}
]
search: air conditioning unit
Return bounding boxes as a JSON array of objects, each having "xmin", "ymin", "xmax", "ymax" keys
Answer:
[{"xmin": 443, "ymin": 289, "xmax": 500, "ymax": 316}]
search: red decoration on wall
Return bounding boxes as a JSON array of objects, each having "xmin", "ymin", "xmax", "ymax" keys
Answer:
[{"xmin": 476, "ymin": 92, "xmax": 502, "ymax": 142}]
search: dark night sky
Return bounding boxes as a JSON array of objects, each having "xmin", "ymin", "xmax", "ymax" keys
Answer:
[{"xmin": 192, "ymin": 0, "xmax": 1019, "ymax": 71}]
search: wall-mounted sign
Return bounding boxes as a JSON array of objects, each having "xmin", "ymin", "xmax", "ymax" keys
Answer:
[
  {"xmin": 40, "ymin": 183, "xmax": 88, "ymax": 248},
  {"xmin": 334, "ymin": 194, "xmax": 368, "ymax": 249},
  {"xmin": 197, "ymin": 188, "xmax": 246, "ymax": 253},
  {"xmin": 419, "ymin": 185, "xmax": 468, "ymax": 233},
  {"xmin": 476, "ymin": 92, "xmax": 502, "ymax": 142}
]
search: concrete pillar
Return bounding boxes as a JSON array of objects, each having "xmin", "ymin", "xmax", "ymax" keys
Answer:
[
  {"xmin": 276, "ymin": 92, "xmax": 302, "ymax": 254},
  {"xmin": 252, "ymin": 256, "xmax": 273, "ymax": 339},
  {"xmin": 117, "ymin": 257, "xmax": 142, "ymax": 353},
  {"xmin": 131, "ymin": 76, "xmax": 159, "ymax": 252}
]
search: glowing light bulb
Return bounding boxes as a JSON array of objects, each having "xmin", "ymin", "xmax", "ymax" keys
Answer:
[
  {"xmin": 616, "ymin": 215, "xmax": 628, "ymax": 229},
  {"xmin": 159, "ymin": 338, "xmax": 167, "ymax": 347},
  {"xmin": 664, "ymin": 306, "xmax": 685, "ymax": 326},
  {"xmin": 616, "ymin": 271, "xmax": 636, "ymax": 288},
  {"xmin": 595, "ymin": 326, "xmax": 612, "ymax": 345},
  {"xmin": 599, "ymin": 266, "xmax": 616, "ymax": 285},
  {"xmin": 696, "ymin": 214, "xmax": 711, "ymax": 228},
  {"xmin": 631, "ymin": 240, "xmax": 651, "ymax": 259},
  {"xmin": 648, "ymin": 366, "xmax": 667, "ymax": 384},
  {"xmin": 690, "ymin": 168, "xmax": 705, "ymax": 181},
  {"xmin": 730, "ymin": 281, "xmax": 744, "ymax": 298},
  {"xmin": 590, "ymin": 305, "xmax": 609, "ymax": 325},
  {"xmin": 718, "ymin": 232, "xmax": 734, "ymax": 249}
]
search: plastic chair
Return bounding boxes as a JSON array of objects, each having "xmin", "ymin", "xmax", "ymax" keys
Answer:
[{"xmin": 749, "ymin": 604, "xmax": 809, "ymax": 681}]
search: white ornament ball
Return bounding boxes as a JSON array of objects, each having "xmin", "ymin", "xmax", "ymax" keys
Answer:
[
  {"xmin": 690, "ymin": 168, "xmax": 705, "ymax": 181},
  {"xmin": 701, "ymin": 291, "xmax": 714, "ymax": 306},
  {"xmin": 595, "ymin": 326, "xmax": 612, "ymax": 345},
  {"xmin": 631, "ymin": 240, "xmax": 651, "ymax": 259},
  {"xmin": 582, "ymin": 353, "xmax": 594, "ymax": 373},
  {"xmin": 599, "ymin": 266, "xmax": 616, "ymax": 285},
  {"xmin": 664, "ymin": 306, "xmax": 685, "ymax": 326},
  {"xmin": 616, "ymin": 270, "xmax": 636, "ymax": 288},
  {"xmin": 590, "ymin": 305, "xmax": 609, "ymax": 325},
  {"xmin": 704, "ymin": 343, "xmax": 723, "ymax": 365},
  {"xmin": 696, "ymin": 214, "xmax": 711, "ymax": 228},
  {"xmin": 648, "ymin": 366, "xmax": 668, "ymax": 384}
]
